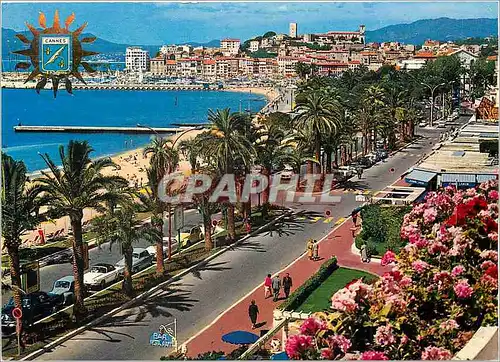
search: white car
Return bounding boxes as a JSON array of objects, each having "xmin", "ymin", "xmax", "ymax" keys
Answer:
[
  {"xmin": 279, "ymin": 166, "xmax": 294, "ymax": 180},
  {"xmin": 115, "ymin": 248, "xmax": 153, "ymax": 274},
  {"xmin": 146, "ymin": 237, "xmax": 178, "ymax": 258},
  {"xmin": 84, "ymin": 263, "xmax": 120, "ymax": 290}
]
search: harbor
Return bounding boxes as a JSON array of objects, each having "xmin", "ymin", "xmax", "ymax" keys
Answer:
[{"xmin": 13, "ymin": 125, "xmax": 198, "ymax": 134}]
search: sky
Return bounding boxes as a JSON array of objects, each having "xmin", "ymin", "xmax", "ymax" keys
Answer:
[{"xmin": 1, "ymin": 1, "xmax": 498, "ymax": 45}]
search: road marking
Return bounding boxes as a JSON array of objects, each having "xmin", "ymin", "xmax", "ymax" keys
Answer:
[
  {"xmin": 310, "ymin": 216, "xmax": 322, "ymax": 223},
  {"xmin": 335, "ymin": 217, "xmax": 346, "ymax": 225},
  {"xmin": 296, "ymin": 216, "xmax": 306, "ymax": 220},
  {"xmin": 363, "ymin": 190, "xmax": 371, "ymax": 195},
  {"xmin": 323, "ymin": 217, "xmax": 333, "ymax": 223},
  {"xmin": 180, "ymin": 217, "xmax": 351, "ymax": 350}
]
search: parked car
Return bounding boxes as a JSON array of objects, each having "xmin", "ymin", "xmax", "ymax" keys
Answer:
[
  {"xmin": 48, "ymin": 276, "xmax": 74, "ymax": 305},
  {"xmin": 146, "ymin": 237, "xmax": 178, "ymax": 259},
  {"xmin": 418, "ymin": 121, "xmax": 427, "ymax": 127},
  {"xmin": 45, "ymin": 249, "xmax": 72, "ymax": 265},
  {"xmin": 84, "ymin": 263, "xmax": 121, "ymax": 290},
  {"xmin": 437, "ymin": 121, "xmax": 446, "ymax": 128},
  {"xmin": 279, "ymin": 166, "xmax": 294, "ymax": 180},
  {"xmin": 178, "ymin": 225, "xmax": 203, "ymax": 247},
  {"xmin": 115, "ymin": 248, "xmax": 153, "ymax": 274},
  {"xmin": 1, "ymin": 291, "xmax": 63, "ymax": 334}
]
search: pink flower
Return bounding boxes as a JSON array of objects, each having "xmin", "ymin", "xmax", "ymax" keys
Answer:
[
  {"xmin": 401, "ymin": 335, "xmax": 409, "ymax": 345},
  {"xmin": 488, "ymin": 232, "xmax": 498, "ymax": 242},
  {"xmin": 433, "ymin": 271, "xmax": 452, "ymax": 290},
  {"xmin": 381, "ymin": 250, "xmax": 396, "ymax": 266},
  {"xmin": 320, "ymin": 348, "xmax": 334, "ymax": 360},
  {"xmin": 399, "ymin": 276, "xmax": 412, "ymax": 288},
  {"xmin": 412, "ymin": 260, "xmax": 430, "ymax": 273},
  {"xmin": 299, "ymin": 317, "xmax": 326, "ymax": 336},
  {"xmin": 285, "ymin": 334, "xmax": 314, "ymax": 359},
  {"xmin": 480, "ymin": 250, "xmax": 498, "ymax": 262},
  {"xmin": 439, "ymin": 319, "xmax": 459, "ymax": 331},
  {"xmin": 488, "ymin": 190, "xmax": 498, "ymax": 201},
  {"xmin": 481, "ymin": 260, "xmax": 496, "ymax": 270},
  {"xmin": 423, "ymin": 207, "xmax": 437, "ymax": 223},
  {"xmin": 454, "ymin": 279, "xmax": 474, "ymax": 298},
  {"xmin": 428, "ymin": 241, "xmax": 448, "ymax": 255},
  {"xmin": 331, "ymin": 289, "xmax": 358, "ymax": 312},
  {"xmin": 451, "ymin": 265, "xmax": 465, "ymax": 277},
  {"xmin": 359, "ymin": 351, "xmax": 389, "ymax": 360},
  {"xmin": 421, "ymin": 346, "xmax": 452, "ymax": 360},
  {"xmin": 374, "ymin": 324, "xmax": 396, "ymax": 346},
  {"xmin": 328, "ymin": 335, "xmax": 352, "ymax": 353}
]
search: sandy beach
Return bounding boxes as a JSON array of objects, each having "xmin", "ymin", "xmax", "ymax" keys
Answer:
[{"xmin": 20, "ymin": 86, "xmax": 276, "ymax": 245}]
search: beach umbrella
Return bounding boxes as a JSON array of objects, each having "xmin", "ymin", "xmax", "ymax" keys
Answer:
[
  {"xmin": 221, "ymin": 331, "xmax": 259, "ymax": 345},
  {"xmin": 271, "ymin": 352, "xmax": 289, "ymax": 360}
]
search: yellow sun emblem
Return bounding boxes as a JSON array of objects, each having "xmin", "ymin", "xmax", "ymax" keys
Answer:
[{"xmin": 13, "ymin": 10, "xmax": 99, "ymax": 97}]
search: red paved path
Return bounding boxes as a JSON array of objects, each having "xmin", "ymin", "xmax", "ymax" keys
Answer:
[{"xmin": 184, "ymin": 217, "xmax": 391, "ymax": 357}]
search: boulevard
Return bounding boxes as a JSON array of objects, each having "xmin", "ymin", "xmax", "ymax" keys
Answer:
[{"xmin": 35, "ymin": 122, "xmax": 461, "ymax": 360}]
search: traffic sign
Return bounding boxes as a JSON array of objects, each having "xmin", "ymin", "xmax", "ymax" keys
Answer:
[
  {"xmin": 173, "ymin": 206, "xmax": 184, "ymax": 231},
  {"xmin": 389, "ymin": 167, "xmax": 395, "ymax": 173},
  {"xmin": 324, "ymin": 209, "xmax": 331, "ymax": 217},
  {"xmin": 12, "ymin": 307, "xmax": 22, "ymax": 319},
  {"xmin": 212, "ymin": 219, "xmax": 218, "ymax": 227}
]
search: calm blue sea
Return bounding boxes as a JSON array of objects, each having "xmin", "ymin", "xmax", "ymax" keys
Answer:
[{"xmin": 2, "ymin": 88, "xmax": 266, "ymax": 172}]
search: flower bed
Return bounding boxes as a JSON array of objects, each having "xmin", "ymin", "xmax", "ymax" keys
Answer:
[
  {"xmin": 278, "ymin": 257, "xmax": 338, "ymax": 312},
  {"xmin": 355, "ymin": 204, "xmax": 411, "ymax": 256},
  {"xmin": 285, "ymin": 180, "xmax": 498, "ymax": 360}
]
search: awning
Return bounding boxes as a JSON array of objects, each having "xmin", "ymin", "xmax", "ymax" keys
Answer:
[
  {"xmin": 405, "ymin": 169, "xmax": 437, "ymax": 186},
  {"xmin": 477, "ymin": 174, "xmax": 498, "ymax": 183},
  {"xmin": 442, "ymin": 173, "xmax": 476, "ymax": 187}
]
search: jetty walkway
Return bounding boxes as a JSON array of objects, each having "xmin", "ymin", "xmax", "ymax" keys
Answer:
[{"xmin": 14, "ymin": 125, "xmax": 197, "ymax": 134}]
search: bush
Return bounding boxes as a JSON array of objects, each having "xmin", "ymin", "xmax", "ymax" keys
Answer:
[
  {"xmin": 279, "ymin": 257, "xmax": 338, "ymax": 311},
  {"xmin": 355, "ymin": 205, "xmax": 411, "ymax": 255}
]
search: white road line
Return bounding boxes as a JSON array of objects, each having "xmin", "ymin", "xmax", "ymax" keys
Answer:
[{"xmin": 180, "ymin": 217, "xmax": 350, "ymax": 349}]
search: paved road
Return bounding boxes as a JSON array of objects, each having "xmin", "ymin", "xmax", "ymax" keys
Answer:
[{"xmin": 37, "ymin": 119, "xmax": 466, "ymax": 360}]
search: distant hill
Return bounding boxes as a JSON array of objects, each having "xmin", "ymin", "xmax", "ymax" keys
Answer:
[
  {"xmin": 2, "ymin": 28, "xmax": 220, "ymax": 59},
  {"xmin": 366, "ymin": 17, "xmax": 498, "ymax": 44}
]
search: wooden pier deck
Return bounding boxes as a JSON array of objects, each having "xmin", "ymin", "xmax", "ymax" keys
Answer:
[{"xmin": 13, "ymin": 125, "xmax": 197, "ymax": 134}]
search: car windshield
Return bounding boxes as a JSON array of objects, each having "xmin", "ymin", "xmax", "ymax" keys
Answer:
[
  {"xmin": 181, "ymin": 226, "xmax": 195, "ymax": 233},
  {"xmin": 54, "ymin": 281, "xmax": 70, "ymax": 288},
  {"xmin": 90, "ymin": 266, "xmax": 107, "ymax": 273},
  {"xmin": 132, "ymin": 253, "xmax": 140, "ymax": 259}
]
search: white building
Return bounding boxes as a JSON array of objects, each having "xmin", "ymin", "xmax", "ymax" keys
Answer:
[
  {"xmin": 289, "ymin": 23, "xmax": 297, "ymax": 38},
  {"xmin": 160, "ymin": 45, "xmax": 177, "ymax": 55},
  {"xmin": 249, "ymin": 40, "xmax": 260, "ymax": 52},
  {"xmin": 220, "ymin": 39, "xmax": 241, "ymax": 56},
  {"xmin": 449, "ymin": 48, "xmax": 478, "ymax": 69},
  {"xmin": 125, "ymin": 47, "xmax": 150, "ymax": 71},
  {"xmin": 397, "ymin": 58, "xmax": 427, "ymax": 70}
]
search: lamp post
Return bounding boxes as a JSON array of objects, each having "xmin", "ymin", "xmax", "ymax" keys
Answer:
[
  {"xmin": 136, "ymin": 123, "xmax": 203, "ymax": 259},
  {"xmin": 421, "ymin": 82, "xmax": 445, "ymax": 127}
]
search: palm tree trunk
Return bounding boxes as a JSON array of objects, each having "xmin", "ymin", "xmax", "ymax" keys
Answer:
[
  {"xmin": 202, "ymin": 209, "xmax": 213, "ymax": 251},
  {"xmin": 326, "ymin": 149, "xmax": 332, "ymax": 173},
  {"xmin": 153, "ymin": 214, "xmax": 165, "ymax": 277},
  {"xmin": 261, "ymin": 167, "xmax": 270, "ymax": 217},
  {"xmin": 70, "ymin": 215, "xmax": 87, "ymax": 322},
  {"xmin": 122, "ymin": 244, "xmax": 133, "ymax": 296},
  {"xmin": 7, "ymin": 246, "xmax": 22, "ymax": 310},
  {"xmin": 315, "ymin": 138, "xmax": 321, "ymax": 174},
  {"xmin": 306, "ymin": 161, "xmax": 313, "ymax": 174},
  {"xmin": 227, "ymin": 204, "xmax": 236, "ymax": 241},
  {"xmin": 167, "ymin": 204, "xmax": 172, "ymax": 260}
]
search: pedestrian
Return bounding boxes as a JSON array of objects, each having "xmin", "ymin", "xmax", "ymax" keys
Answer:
[
  {"xmin": 248, "ymin": 300, "xmax": 259, "ymax": 329},
  {"xmin": 313, "ymin": 240, "xmax": 319, "ymax": 261},
  {"xmin": 272, "ymin": 274, "xmax": 281, "ymax": 301},
  {"xmin": 282, "ymin": 273, "xmax": 293, "ymax": 299},
  {"xmin": 306, "ymin": 239, "xmax": 314, "ymax": 260},
  {"xmin": 360, "ymin": 244, "xmax": 370, "ymax": 263},
  {"xmin": 352, "ymin": 210, "xmax": 358, "ymax": 226},
  {"xmin": 264, "ymin": 274, "xmax": 272, "ymax": 298},
  {"xmin": 357, "ymin": 167, "xmax": 363, "ymax": 179}
]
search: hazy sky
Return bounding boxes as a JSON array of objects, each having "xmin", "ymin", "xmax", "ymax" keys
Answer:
[{"xmin": 2, "ymin": 1, "xmax": 498, "ymax": 45}]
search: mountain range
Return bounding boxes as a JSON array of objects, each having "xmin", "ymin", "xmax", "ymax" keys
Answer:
[{"xmin": 2, "ymin": 17, "xmax": 498, "ymax": 59}]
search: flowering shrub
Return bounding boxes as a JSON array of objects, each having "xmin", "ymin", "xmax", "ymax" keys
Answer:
[{"xmin": 285, "ymin": 181, "xmax": 498, "ymax": 360}]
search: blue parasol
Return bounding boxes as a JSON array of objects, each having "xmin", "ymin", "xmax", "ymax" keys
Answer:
[
  {"xmin": 271, "ymin": 352, "xmax": 289, "ymax": 360},
  {"xmin": 221, "ymin": 330, "xmax": 260, "ymax": 345}
]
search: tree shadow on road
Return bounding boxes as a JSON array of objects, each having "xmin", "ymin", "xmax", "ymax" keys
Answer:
[
  {"xmin": 334, "ymin": 179, "xmax": 369, "ymax": 192},
  {"xmin": 190, "ymin": 261, "xmax": 232, "ymax": 279}
]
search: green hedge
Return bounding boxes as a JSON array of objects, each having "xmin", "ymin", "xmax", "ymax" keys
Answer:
[
  {"xmin": 355, "ymin": 204, "xmax": 411, "ymax": 256},
  {"xmin": 278, "ymin": 256, "xmax": 338, "ymax": 311}
]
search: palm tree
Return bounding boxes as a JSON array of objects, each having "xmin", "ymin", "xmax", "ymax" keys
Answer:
[
  {"xmin": 293, "ymin": 92, "xmax": 343, "ymax": 173},
  {"xmin": 36, "ymin": 141, "xmax": 126, "ymax": 320},
  {"xmin": 143, "ymin": 137, "xmax": 179, "ymax": 272},
  {"xmin": 202, "ymin": 108, "xmax": 255, "ymax": 241},
  {"xmin": 91, "ymin": 203, "xmax": 158, "ymax": 296},
  {"xmin": 1, "ymin": 154, "xmax": 43, "ymax": 312}
]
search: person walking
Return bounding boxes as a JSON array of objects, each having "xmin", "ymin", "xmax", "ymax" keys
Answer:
[
  {"xmin": 282, "ymin": 273, "xmax": 293, "ymax": 299},
  {"xmin": 313, "ymin": 240, "xmax": 319, "ymax": 261},
  {"xmin": 272, "ymin": 274, "xmax": 281, "ymax": 301},
  {"xmin": 264, "ymin": 274, "xmax": 272, "ymax": 298},
  {"xmin": 352, "ymin": 210, "xmax": 358, "ymax": 226},
  {"xmin": 248, "ymin": 300, "xmax": 259, "ymax": 329},
  {"xmin": 360, "ymin": 244, "xmax": 369, "ymax": 263},
  {"xmin": 306, "ymin": 239, "xmax": 314, "ymax": 260},
  {"xmin": 357, "ymin": 167, "xmax": 363, "ymax": 179}
]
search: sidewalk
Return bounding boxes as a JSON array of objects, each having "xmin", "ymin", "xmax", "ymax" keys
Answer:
[{"xmin": 184, "ymin": 217, "xmax": 391, "ymax": 357}]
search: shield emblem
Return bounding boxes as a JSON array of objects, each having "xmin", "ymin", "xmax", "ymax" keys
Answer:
[{"xmin": 39, "ymin": 35, "xmax": 72, "ymax": 73}]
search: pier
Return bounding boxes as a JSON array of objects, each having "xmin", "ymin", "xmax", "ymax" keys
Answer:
[
  {"xmin": 14, "ymin": 125, "xmax": 198, "ymax": 134},
  {"xmin": 2, "ymin": 81, "xmax": 222, "ymax": 91}
]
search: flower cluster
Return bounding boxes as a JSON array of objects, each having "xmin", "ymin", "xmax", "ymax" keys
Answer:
[{"xmin": 285, "ymin": 181, "xmax": 498, "ymax": 360}]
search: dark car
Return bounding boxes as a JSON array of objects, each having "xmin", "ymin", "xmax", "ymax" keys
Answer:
[{"xmin": 1, "ymin": 291, "xmax": 63, "ymax": 334}]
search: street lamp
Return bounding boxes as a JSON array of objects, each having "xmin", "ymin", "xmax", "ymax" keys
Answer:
[
  {"xmin": 136, "ymin": 123, "xmax": 203, "ymax": 260},
  {"xmin": 420, "ymin": 82, "xmax": 445, "ymax": 127}
]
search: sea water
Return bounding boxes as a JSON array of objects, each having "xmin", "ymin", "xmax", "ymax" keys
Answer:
[{"xmin": 2, "ymin": 88, "xmax": 266, "ymax": 171}]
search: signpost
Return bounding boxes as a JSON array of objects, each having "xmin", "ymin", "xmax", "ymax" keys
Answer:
[
  {"xmin": 83, "ymin": 243, "xmax": 89, "ymax": 271},
  {"xmin": 20, "ymin": 261, "xmax": 40, "ymax": 293},
  {"xmin": 173, "ymin": 206, "xmax": 184, "ymax": 254},
  {"xmin": 12, "ymin": 307, "xmax": 22, "ymax": 355}
]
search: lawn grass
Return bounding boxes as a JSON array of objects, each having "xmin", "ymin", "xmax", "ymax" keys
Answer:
[{"xmin": 295, "ymin": 267, "xmax": 378, "ymax": 313}]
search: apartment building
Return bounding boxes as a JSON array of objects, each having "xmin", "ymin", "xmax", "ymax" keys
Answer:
[
  {"xmin": 249, "ymin": 40, "xmax": 260, "ymax": 52},
  {"xmin": 125, "ymin": 46, "xmax": 150, "ymax": 71},
  {"xmin": 150, "ymin": 56, "xmax": 166, "ymax": 75},
  {"xmin": 220, "ymin": 39, "xmax": 241, "ymax": 56}
]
